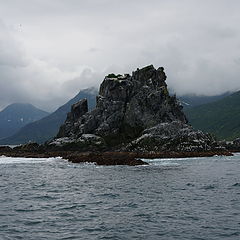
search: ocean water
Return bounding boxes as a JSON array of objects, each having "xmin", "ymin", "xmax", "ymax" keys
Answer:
[{"xmin": 0, "ymin": 154, "xmax": 239, "ymax": 240}]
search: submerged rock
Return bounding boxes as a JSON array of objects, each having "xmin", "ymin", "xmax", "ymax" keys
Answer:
[
  {"xmin": 49, "ymin": 65, "xmax": 225, "ymax": 153},
  {"xmin": 66, "ymin": 152, "xmax": 147, "ymax": 166}
]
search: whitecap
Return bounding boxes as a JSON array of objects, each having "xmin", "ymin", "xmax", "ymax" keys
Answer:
[{"xmin": 0, "ymin": 156, "xmax": 60, "ymax": 164}]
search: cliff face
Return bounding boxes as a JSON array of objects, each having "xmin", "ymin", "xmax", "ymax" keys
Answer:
[{"xmin": 50, "ymin": 65, "xmax": 222, "ymax": 152}]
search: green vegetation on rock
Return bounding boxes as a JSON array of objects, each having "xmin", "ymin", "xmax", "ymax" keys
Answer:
[{"xmin": 107, "ymin": 73, "xmax": 122, "ymax": 78}]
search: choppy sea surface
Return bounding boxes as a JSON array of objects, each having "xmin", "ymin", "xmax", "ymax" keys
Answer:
[{"xmin": 0, "ymin": 154, "xmax": 239, "ymax": 240}]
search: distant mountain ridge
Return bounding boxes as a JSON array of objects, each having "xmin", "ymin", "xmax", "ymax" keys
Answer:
[
  {"xmin": 0, "ymin": 103, "xmax": 49, "ymax": 139},
  {"xmin": 178, "ymin": 92, "xmax": 232, "ymax": 109},
  {"xmin": 1, "ymin": 88, "xmax": 238, "ymax": 144},
  {"xmin": 185, "ymin": 91, "xmax": 240, "ymax": 140},
  {"xmin": 0, "ymin": 88, "xmax": 97, "ymax": 144}
]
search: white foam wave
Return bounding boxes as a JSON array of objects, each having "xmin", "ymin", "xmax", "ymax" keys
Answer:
[
  {"xmin": 0, "ymin": 156, "xmax": 61, "ymax": 164},
  {"xmin": 151, "ymin": 161, "xmax": 180, "ymax": 167},
  {"xmin": 142, "ymin": 158, "xmax": 180, "ymax": 166},
  {"xmin": 142, "ymin": 156, "xmax": 211, "ymax": 166}
]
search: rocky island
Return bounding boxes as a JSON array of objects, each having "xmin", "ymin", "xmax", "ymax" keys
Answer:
[{"xmin": 0, "ymin": 65, "xmax": 232, "ymax": 165}]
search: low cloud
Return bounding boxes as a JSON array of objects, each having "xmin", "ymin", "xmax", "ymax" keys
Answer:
[
  {"xmin": 0, "ymin": 20, "xmax": 91, "ymax": 111},
  {"xmin": 1, "ymin": 0, "xmax": 240, "ymax": 111}
]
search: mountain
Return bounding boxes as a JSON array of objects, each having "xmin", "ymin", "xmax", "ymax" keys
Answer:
[
  {"xmin": 185, "ymin": 91, "xmax": 240, "ymax": 140},
  {"xmin": 0, "ymin": 103, "xmax": 49, "ymax": 139},
  {"xmin": 0, "ymin": 88, "xmax": 97, "ymax": 144},
  {"xmin": 178, "ymin": 92, "xmax": 231, "ymax": 109}
]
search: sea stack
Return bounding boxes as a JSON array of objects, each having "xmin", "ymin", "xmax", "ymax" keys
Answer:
[{"xmin": 49, "ymin": 65, "xmax": 224, "ymax": 153}]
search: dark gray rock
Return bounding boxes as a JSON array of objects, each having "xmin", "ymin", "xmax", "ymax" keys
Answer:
[
  {"xmin": 123, "ymin": 121, "xmax": 223, "ymax": 152},
  {"xmin": 222, "ymin": 138, "xmax": 240, "ymax": 151},
  {"xmin": 49, "ymin": 134, "xmax": 106, "ymax": 151},
  {"xmin": 233, "ymin": 138, "xmax": 240, "ymax": 145},
  {"xmin": 57, "ymin": 99, "xmax": 88, "ymax": 138},
  {"xmin": 50, "ymin": 65, "xmax": 224, "ymax": 153},
  {"xmin": 71, "ymin": 99, "xmax": 88, "ymax": 121}
]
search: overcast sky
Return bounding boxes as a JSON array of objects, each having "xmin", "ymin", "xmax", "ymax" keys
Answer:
[{"xmin": 0, "ymin": 0, "xmax": 240, "ymax": 111}]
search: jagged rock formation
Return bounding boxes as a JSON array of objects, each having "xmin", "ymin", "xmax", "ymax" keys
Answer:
[{"xmin": 50, "ymin": 65, "xmax": 223, "ymax": 152}]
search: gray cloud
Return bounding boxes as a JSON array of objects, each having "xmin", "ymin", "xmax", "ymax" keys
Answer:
[
  {"xmin": 0, "ymin": 0, "xmax": 240, "ymax": 111},
  {"xmin": 0, "ymin": 21, "xmax": 27, "ymax": 67}
]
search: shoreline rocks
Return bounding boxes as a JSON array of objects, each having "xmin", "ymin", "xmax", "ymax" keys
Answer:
[{"xmin": 0, "ymin": 143, "xmax": 233, "ymax": 166}]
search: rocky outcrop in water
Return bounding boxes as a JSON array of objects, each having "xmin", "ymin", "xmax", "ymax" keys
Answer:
[{"xmin": 49, "ymin": 65, "xmax": 224, "ymax": 153}]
